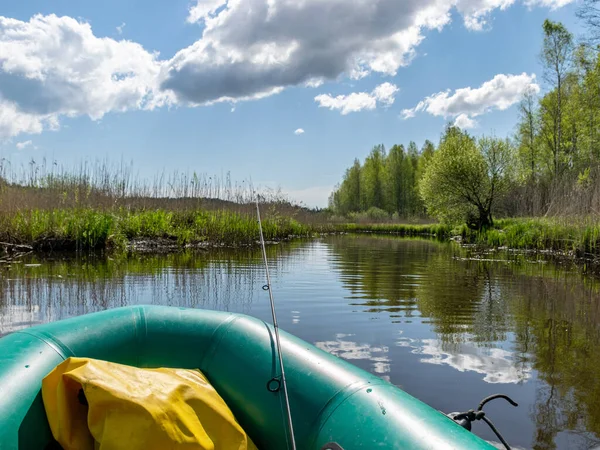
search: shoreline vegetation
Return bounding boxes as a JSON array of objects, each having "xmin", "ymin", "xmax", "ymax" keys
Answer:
[
  {"xmin": 2, "ymin": 206, "xmax": 600, "ymax": 270},
  {"xmin": 0, "ymin": 162, "xmax": 599, "ymax": 272},
  {"xmin": 340, "ymin": 219, "xmax": 600, "ymax": 261},
  {"xmin": 0, "ymin": 159, "xmax": 338, "ymax": 259},
  {"xmin": 0, "ymin": 208, "xmax": 325, "ymax": 253}
]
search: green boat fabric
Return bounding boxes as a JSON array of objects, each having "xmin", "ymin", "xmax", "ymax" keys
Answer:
[{"xmin": 0, "ymin": 306, "xmax": 496, "ymax": 449}]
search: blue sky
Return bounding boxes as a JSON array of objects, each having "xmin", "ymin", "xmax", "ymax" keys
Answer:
[{"xmin": 0, "ymin": 0, "xmax": 584, "ymax": 207}]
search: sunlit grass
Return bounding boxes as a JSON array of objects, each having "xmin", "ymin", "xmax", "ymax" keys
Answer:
[
  {"xmin": 0, "ymin": 208, "xmax": 321, "ymax": 250},
  {"xmin": 337, "ymin": 218, "xmax": 600, "ymax": 258},
  {"xmin": 338, "ymin": 222, "xmax": 452, "ymax": 238},
  {"xmin": 0, "ymin": 159, "xmax": 338, "ymax": 251},
  {"xmin": 461, "ymin": 217, "xmax": 600, "ymax": 256}
]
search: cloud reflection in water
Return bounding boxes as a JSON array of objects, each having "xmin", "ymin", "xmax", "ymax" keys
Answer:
[
  {"xmin": 315, "ymin": 334, "xmax": 391, "ymax": 376},
  {"xmin": 399, "ymin": 337, "xmax": 531, "ymax": 384}
]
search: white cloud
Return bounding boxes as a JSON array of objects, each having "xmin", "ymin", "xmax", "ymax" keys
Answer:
[
  {"xmin": 16, "ymin": 140, "xmax": 34, "ymax": 150},
  {"xmin": 187, "ymin": 0, "xmax": 228, "ymax": 24},
  {"xmin": 0, "ymin": 0, "xmax": 575, "ymax": 139},
  {"xmin": 524, "ymin": 0, "xmax": 575, "ymax": 8},
  {"xmin": 456, "ymin": 0, "xmax": 516, "ymax": 31},
  {"xmin": 315, "ymin": 92, "xmax": 377, "ymax": 115},
  {"xmin": 315, "ymin": 82, "xmax": 399, "ymax": 115},
  {"xmin": 164, "ymin": 0, "xmax": 567, "ymax": 105},
  {"xmin": 294, "ymin": 128, "xmax": 304, "ymax": 135},
  {"xmin": 454, "ymin": 113, "xmax": 477, "ymax": 129},
  {"xmin": 116, "ymin": 22, "xmax": 126, "ymax": 34},
  {"xmin": 454, "ymin": 0, "xmax": 574, "ymax": 31},
  {"xmin": 164, "ymin": 0, "xmax": 451, "ymax": 105},
  {"xmin": 373, "ymin": 82, "xmax": 400, "ymax": 106},
  {"xmin": 402, "ymin": 72, "xmax": 539, "ymax": 125},
  {"xmin": 0, "ymin": 14, "xmax": 168, "ymax": 139},
  {"xmin": 305, "ymin": 78, "xmax": 325, "ymax": 88}
]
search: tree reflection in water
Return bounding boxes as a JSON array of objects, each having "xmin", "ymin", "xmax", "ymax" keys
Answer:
[{"xmin": 1, "ymin": 235, "xmax": 600, "ymax": 449}]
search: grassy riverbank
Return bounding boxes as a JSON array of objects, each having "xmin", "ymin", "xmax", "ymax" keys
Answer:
[
  {"xmin": 0, "ymin": 208, "xmax": 333, "ymax": 252},
  {"xmin": 339, "ymin": 222, "xmax": 452, "ymax": 238},
  {"xmin": 3, "ymin": 207, "xmax": 599, "ymax": 258},
  {"xmin": 460, "ymin": 217, "xmax": 600, "ymax": 257},
  {"xmin": 0, "ymin": 162, "xmax": 337, "ymax": 254},
  {"xmin": 1, "ymin": 162, "xmax": 599, "ymax": 260},
  {"xmin": 345, "ymin": 217, "xmax": 600, "ymax": 260}
]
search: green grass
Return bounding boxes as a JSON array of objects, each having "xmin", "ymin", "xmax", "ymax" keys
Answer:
[
  {"xmin": 0, "ymin": 208, "xmax": 324, "ymax": 251},
  {"xmin": 337, "ymin": 222, "xmax": 453, "ymax": 238},
  {"xmin": 460, "ymin": 217, "xmax": 600, "ymax": 256},
  {"xmin": 4, "ymin": 205, "xmax": 600, "ymax": 259},
  {"xmin": 335, "ymin": 218, "xmax": 600, "ymax": 259}
]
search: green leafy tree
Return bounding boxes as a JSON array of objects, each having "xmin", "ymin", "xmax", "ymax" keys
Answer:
[
  {"xmin": 360, "ymin": 145, "xmax": 386, "ymax": 210},
  {"xmin": 416, "ymin": 140, "xmax": 436, "ymax": 215},
  {"xmin": 516, "ymin": 87, "xmax": 541, "ymax": 181},
  {"xmin": 541, "ymin": 19, "xmax": 574, "ymax": 177},
  {"xmin": 383, "ymin": 144, "xmax": 405, "ymax": 215},
  {"xmin": 572, "ymin": 44, "xmax": 600, "ymax": 163},
  {"xmin": 419, "ymin": 140, "xmax": 436, "ymax": 171},
  {"xmin": 329, "ymin": 159, "xmax": 362, "ymax": 214},
  {"xmin": 404, "ymin": 142, "xmax": 420, "ymax": 216},
  {"xmin": 420, "ymin": 127, "xmax": 512, "ymax": 229},
  {"xmin": 342, "ymin": 159, "xmax": 362, "ymax": 213}
]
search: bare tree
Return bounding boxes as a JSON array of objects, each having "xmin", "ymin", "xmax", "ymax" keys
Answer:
[{"xmin": 578, "ymin": 0, "xmax": 600, "ymax": 46}]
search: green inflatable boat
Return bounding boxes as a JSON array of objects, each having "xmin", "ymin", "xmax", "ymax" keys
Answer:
[{"xmin": 0, "ymin": 306, "xmax": 497, "ymax": 449}]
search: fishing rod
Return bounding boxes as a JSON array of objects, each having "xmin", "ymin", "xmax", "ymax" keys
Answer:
[{"xmin": 255, "ymin": 198, "xmax": 297, "ymax": 450}]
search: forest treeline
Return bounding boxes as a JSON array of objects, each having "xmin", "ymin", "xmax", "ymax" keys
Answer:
[
  {"xmin": 330, "ymin": 7, "xmax": 600, "ymax": 228},
  {"xmin": 328, "ymin": 141, "xmax": 433, "ymax": 220}
]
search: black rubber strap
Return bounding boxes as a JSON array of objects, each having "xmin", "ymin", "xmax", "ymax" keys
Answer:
[{"xmin": 321, "ymin": 444, "xmax": 344, "ymax": 450}]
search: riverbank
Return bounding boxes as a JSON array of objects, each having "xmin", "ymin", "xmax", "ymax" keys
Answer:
[
  {"xmin": 2, "ymin": 208, "xmax": 599, "ymax": 270},
  {"xmin": 344, "ymin": 217, "xmax": 600, "ymax": 271},
  {"xmin": 460, "ymin": 217, "xmax": 600, "ymax": 259},
  {"xmin": 0, "ymin": 208, "xmax": 336, "ymax": 256},
  {"xmin": 338, "ymin": 222, "xmax": 452, "ymax": 238}
]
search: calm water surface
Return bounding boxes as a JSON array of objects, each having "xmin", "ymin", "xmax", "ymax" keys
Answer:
[{"xmin": 2, "ymin": 235, "xmax": 600, "ymax": 450}]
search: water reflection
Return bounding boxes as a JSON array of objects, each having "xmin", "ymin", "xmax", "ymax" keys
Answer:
[
  {"xmin": 397, "ymin": 336, "xmax": 531, "ymax": 384},
  {"xmin": 329, "ymin": 236, "xmax": 600, "ymax": 450},
  {"xmin": 0, "ymin": 246, "xmax": 298, "ymax": 334},
  {"xmin": 2, "ymin": 236, "xmax": 600, "ymax": 449},
  {"xmin": 315, "ymin": 334, "xmax": 391, "ymax": 377}
]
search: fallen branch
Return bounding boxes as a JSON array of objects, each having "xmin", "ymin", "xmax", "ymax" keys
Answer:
[{"xmin": 0, "ymin": 242, "xmax": 34, "ymax": 252}]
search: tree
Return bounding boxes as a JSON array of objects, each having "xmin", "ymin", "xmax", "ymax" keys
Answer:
[
  {"xmin": 329, "ymin": 159, "xmax": 362, "ymax": 214},
  {"xmin": 517, "ymin": 87, "xmax": 540, "ymax": 181},
  {"xmin": 420, "ymin": 140, "xmax": 436, "ymax": 169},
  {"xmin": 383, "ymin": 145, "xmax": 405, "ymax": 214},
  {"xmin": 541, "ymin": 19, "xmax": 574, "ymax": 177},
  {"xmin": 416, "ymin": 140, "xmax": 436, "ymax": 215},
  {"xmin": 342, "ymin": 159, "xmax": 362, "ymax": 213},
  {"xmin": 404, "ymin": 142, "xmax": 420, "ymax": 215},
  {"xmin": 572, "ymin": 44, "xmax": 600, "ymax": 163},
  {"xmin": 360, "ymin": 145, "xmax": 386, "ymax": 210},
  {"xmin": 419, "ymin": 127, "xmax": 512, "ymax": 229},
  {"xmin": 577, "ymin": 0, "xmax": 600, "ymax": 45}
]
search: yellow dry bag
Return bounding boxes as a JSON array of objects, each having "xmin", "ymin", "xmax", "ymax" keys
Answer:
[{"xmin": 42, "ymin": 357, "xmax": 257, "ymax": 450}]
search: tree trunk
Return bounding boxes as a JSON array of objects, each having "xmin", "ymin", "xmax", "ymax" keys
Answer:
[
  {"xmin": 556, "ymin": 72, "xmax": 562, "ymax": 177},
  {"xmin": 466, "ymin": 207, "xmax": 493, "ymax": 231}
]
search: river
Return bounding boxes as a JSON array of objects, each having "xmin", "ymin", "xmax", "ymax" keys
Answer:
[{"xmin": 1, "ymin": 235, "xmax": 599, "ymax": 450}]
